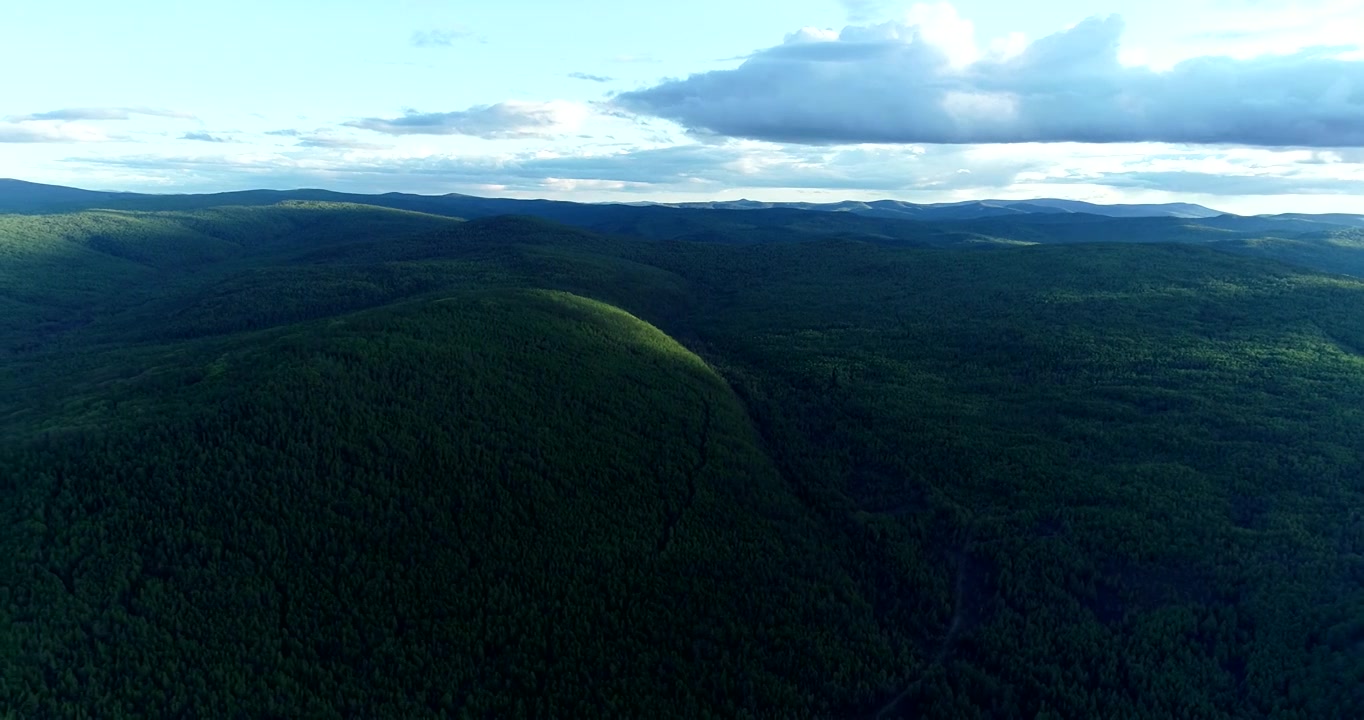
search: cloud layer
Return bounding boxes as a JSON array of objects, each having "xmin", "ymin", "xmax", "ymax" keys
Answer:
[
  {"xmin": 613, "ymin": 11, "xmax": 1364, "ymax": 147},
  {"xmin": 65, "ymin": 139, "xmax": 1364, "ymax": 206},
  {"xmin": 1, "ymin": 124, "xmax": 107, "ymax": 143},
  {"xmin": 345, "ymin": 101, "xmax": 587, "ymax": 139}
]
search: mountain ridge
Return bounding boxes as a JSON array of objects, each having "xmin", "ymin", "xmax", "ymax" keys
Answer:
[
  {"xmin": 7, "ymin": 179, "xmax": 1364, "ymax": 282},
  {"xmin": 0, "ymin": 177, "xmax": 1281, "ymax": 221},
  {"xmin": 9, "ymin": 178, "xmax": 1364, "ymax": 227},
  {"xmin": 656, "ymin": 195, "xmax": 1229, "ymax": 220}
]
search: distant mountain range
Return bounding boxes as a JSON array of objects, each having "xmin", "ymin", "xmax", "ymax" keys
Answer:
[
  {"xmin": 4, "ymin": 179, "xmax": 1363, "ymax": 278},
  {"xmin": 647, "ymin": 197, "xmax": 1229, "ymax": 220},
  {"xmin": 0, "ymin": 177, "xmax": 1233, "ymax": 219}
]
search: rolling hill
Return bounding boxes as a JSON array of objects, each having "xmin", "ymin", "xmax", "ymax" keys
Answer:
[{"xmin": 0, "ymin": 179, "xmax": 135, "ymax": 214}]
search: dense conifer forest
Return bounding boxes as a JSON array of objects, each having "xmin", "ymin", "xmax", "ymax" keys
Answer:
[{"xmin": 3, "ymin": 192, "xmax": 1364, "ymax": 717}]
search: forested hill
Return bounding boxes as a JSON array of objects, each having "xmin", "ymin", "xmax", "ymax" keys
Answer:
[
  {"xmin": 5, "ymin": 179, "xmax": 1364, "ymax": 281},
  {"xmin": 3, "ymin": 201, "xmax": 1364, "ymax": 717}
]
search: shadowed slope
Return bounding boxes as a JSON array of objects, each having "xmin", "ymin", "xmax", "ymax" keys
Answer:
[{"xmin": 0, "ymin": 289, "xmax": 897, "ymax": 718}]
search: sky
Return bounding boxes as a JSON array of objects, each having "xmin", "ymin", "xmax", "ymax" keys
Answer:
[{"xmin": 2, "ymin": 0, "xmax": 1362, "ymax": 214}]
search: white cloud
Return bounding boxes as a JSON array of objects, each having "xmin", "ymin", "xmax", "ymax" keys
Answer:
[
  {"xmin": 568, "ymin": 72, "xmax": 613, "ymax": 83},
  {"xmin": 181, "ymin": 131, "xmax": 229, "ymax": 143},
  {"xmin": 613, "ymin": 10, "xmax": 1364, "ymax": 146},
  {"xmin": 345, "ymin": 101, "xmax": 589, "ymax": 139},
  {"xmin": 785, "ymin": 27, "xmax": 836, "ymax": 44},
  {"xmin": 0, "ymin": 122, "xmax": 114, "ymax": 143},
  {"xmin": 840, "ymin": 0, "xmax": 893, "ymax": 23},
  {"xmin": 902, "ymin": 3, "xmax": 978, "ymax": 67},
  {"xmin": 410, "ymin": 28, "xmax": 474, "ymax": 47},
  {"xmin": 1173, "ymin": 0, "xmax": 1364, "ymax": 62},
  {"xmin": 8, "ymin": 107, "xmax": 196, "ymax": 122},
  {"xmin": 295, "ymin": 134, "xmax": 392, "ymax": 150}
]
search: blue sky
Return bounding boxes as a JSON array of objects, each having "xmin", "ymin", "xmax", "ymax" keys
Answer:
[{"xmin": 2, "ymin": 0, "xmax": 1361, "ymax": 213}]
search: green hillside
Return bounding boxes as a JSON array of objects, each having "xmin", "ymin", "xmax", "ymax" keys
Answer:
[
  {"xmin": 3, "ymin": 202, "xmax": 1364, "ymax": 718},
  {"xmin": 1211, "ymin": 229, "xmax": 1364, "ymax": 280},
  {"xmin": 0, "ymin": 203, "xmax": 463, "ymax": 355}
]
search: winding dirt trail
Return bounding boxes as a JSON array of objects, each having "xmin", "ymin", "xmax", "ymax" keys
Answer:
[{"xmin": 873, "ymin": 542, "xmax": 980, "ymax": 719}]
